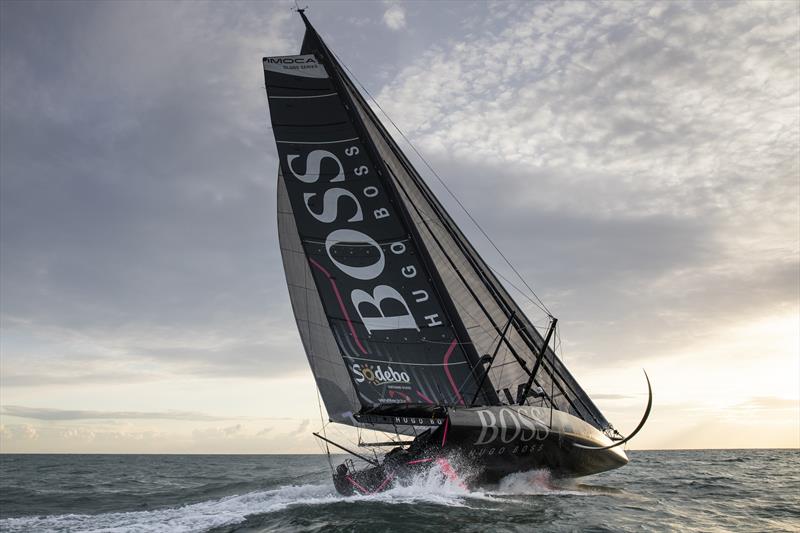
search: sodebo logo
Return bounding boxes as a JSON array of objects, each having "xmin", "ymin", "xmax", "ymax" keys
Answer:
[{"xmin": 351, "ymin": 364, "xmax": 410, "ymax": 386}]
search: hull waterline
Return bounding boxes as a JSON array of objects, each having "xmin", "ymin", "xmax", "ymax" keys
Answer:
[{"xmin": 333, "ymin": 405, "xmax": 628, "ymax": 495}]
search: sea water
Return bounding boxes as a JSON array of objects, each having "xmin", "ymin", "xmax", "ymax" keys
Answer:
[{"xmin": 1, "ymin": 449, "xmax": 798, "ymax": 532}]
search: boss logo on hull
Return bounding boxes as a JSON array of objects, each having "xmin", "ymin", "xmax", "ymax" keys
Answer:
[{"xmin": 475, "ymin": 407, "xmax": 550, "ymax": 445}]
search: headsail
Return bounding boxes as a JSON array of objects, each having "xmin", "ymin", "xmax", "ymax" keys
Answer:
[{"xmin": 265, "ymin": 13, "xmax": 611, "ymax": 432}]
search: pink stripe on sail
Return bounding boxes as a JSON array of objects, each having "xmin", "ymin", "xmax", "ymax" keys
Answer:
[
  {"xmin": 308, "ymin": 258, "xmax": 368, "ymax": 355},
  {"xmin": 442, "ymin": 339, "xmax": 465, "ymax": 405},
  {"xmin": 389, "ymin": 390, "xmax": 412, "ymax": 402},
  {"xmin": 416, "ymin": 390, "xmax": 434, "ymax": 404}
]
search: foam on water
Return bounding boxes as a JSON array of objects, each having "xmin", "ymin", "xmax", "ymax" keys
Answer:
[
  {"xmin": 0, "ymin": 483, "xmax": 339, "ymax": 533},
  {"xmin": 4, "ymin": 450, "xmax": 797, "ymax": 532},
  {"xmin": 0, "ymin": 465, "xmax": 581, "ymax": 532},
  {"xmin": 492, "ymin": 469, "xmax": 592, "ymax": 496}
]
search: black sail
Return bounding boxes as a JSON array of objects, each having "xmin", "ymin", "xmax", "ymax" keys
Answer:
[
  {"xmin": 264, "ymin": 53, "xmax": 486, "ymax": 418},
  {"xmin": 265, "ymin": 15, "xmax": 611, "ymax": 432}
]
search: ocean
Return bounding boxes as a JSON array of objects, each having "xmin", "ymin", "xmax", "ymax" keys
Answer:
[{"xmin": 0, "ymin": 450, "xmax": 797, "ymax": 532}]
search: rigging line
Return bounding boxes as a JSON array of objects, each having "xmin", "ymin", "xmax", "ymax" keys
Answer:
[
  {"xmin": 549, "ymin": 325, "xmax": 557, "ymax": 427},
  {"xmin": 386, "ymin": 154, "xmax": 532, "ymax": 398},
  {"xmin": 404, "ymin": 211, "xmax": 550, "ymax": 314},
  {"xmin": 329, "ymin": 50, "xmax": 551, "ymax": 316},
  {"xmin": 455, "ymin": 331, "xmax": 502, "ymax": 399},
  {"xmin": 309, "ymin": 250, "xmax": 333, "ymax": 471},
  {"xmin": 369, "ymin": 126, "xmax": 538, "ymax": 387},
  {"xmin": 316, "ymin": 389, "xmax": 331, "ymax": 468}
]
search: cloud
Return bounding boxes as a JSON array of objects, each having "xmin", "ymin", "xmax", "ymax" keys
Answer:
[
  {"xmin": 738, "ymin": 397, "xmax": 799, "ymax": 411},
  {"xmin": 0, "ymin": 420, "xmax": 319, "ymax": 453},
  {"xmin": 0, "ymin": 405, "xmax": 296, "ymax": 423},
  {"xmin": 191, "ymin": 424, "xmax": 244, "ymax": 440},
  {"xmin": 1, "ymin": 312, "xmax": 308, "ymax": 388},
  {"xmin": 383, "ymin": 4, "xmax": 406, "ymax": 30},
  {"xmin": 288, "ymin": 419, "xmax": 310, "ymax": 437},
  {"xmin": 591, "ymin": 394, "xmax": 636, "ymax": 401},
  {"xmin": 368, "ymin": 0, "xmax": 799, "ymax": 366},
  {"xmin": 0, "ymin": 0, "xmax": 304, "ymax": 387},
  {"xmin": 1, "ymin": 405, "xmax": 230, "ymax": 421},
  {"xmin": 0, "ymin": 424, "xmax": 39, "ymax": 440},
  {"xmin": 0, "ymin": 1, "xmax": 796, "ymax": 452}
]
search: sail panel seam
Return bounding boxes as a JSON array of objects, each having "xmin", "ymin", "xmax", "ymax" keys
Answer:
[
  {"xmin": 269, "ymin": 92, "xmax": 338, "ymax": 99},
  {"xmin": 276, "ymin": 136, "xmax": 359, "ymax": 144}
]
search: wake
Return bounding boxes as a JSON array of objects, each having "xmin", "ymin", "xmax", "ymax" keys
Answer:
[{"xmin": 0, "ymin": 468, "xmax": 592, "ymax": 533}]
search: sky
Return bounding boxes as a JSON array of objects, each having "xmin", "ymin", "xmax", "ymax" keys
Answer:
[{"xmin": 0, "ymin": 0, "xmax": 798, "ymax": 453}]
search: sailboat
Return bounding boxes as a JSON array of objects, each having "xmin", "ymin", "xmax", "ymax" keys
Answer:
[{"xmin": 262, "ymin": 11, "xmax": 652, "ymax": 496}]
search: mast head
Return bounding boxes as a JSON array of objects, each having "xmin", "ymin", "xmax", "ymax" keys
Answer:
[
  {"xmin": 292, "ymin": 2, "xmax": 314, "ymax": 32},
  {"xmin": 292, "ymin": 0, "xmax": 308, "ymax": 15}
]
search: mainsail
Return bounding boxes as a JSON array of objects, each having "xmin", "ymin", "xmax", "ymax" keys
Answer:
[{"xmin": 265, "ymin": 14, "xmax": 611, "ymax": 432}]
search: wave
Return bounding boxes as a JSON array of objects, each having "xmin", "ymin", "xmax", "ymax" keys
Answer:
[
  {"xmin": 489, "ymin": 469, "xmax": 596, "ymax": 496},
  {"xmin": 0, "ymin": 467, "xmax": 589, "ymax": 532},
  {"xmin": 0, "ymin": 484, "xmax": 340, "ymax": 533}
]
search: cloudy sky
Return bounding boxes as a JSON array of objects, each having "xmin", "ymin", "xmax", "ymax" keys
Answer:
[{"xmin": 1, "ymin": 0, "xmax": 797, "ymax": 453}]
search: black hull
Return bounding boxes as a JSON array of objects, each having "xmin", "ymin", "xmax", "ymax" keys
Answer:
[{"xmin": 333, "ymin": 406, "xmax": 628, "ymax": 495}]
